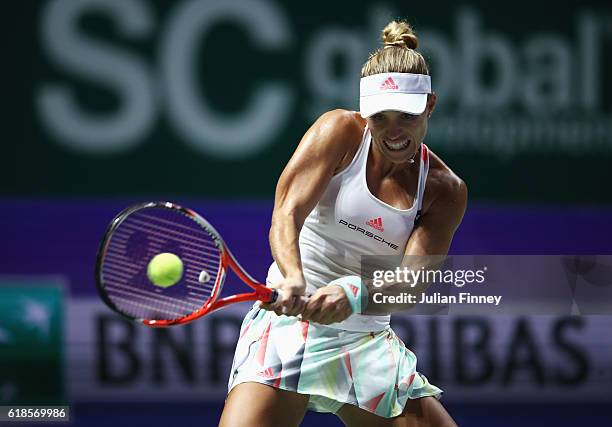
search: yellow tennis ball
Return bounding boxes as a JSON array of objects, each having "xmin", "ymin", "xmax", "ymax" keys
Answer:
[{"xmin": 147, "ymin": 253, "xmax": 183, "ymax": 288}]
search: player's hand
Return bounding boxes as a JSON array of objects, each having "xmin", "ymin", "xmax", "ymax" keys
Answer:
[
  {"xmin": 300, "ymin": 285, "xmax": 352, "ymax": 325},
  {"xmin": 260, "ymin": 274, "xmax": 307, "ymax": 317}
]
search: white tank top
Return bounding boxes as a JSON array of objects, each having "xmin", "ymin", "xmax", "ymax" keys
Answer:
[{"xmin": 267, "ymin": 126, "xmax": 430, "ymax": 331}]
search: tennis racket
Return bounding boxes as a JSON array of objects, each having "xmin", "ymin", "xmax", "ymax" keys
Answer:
[{"xmin": 95, "ymin": 201, "xmax": 278, "ymax": 327}]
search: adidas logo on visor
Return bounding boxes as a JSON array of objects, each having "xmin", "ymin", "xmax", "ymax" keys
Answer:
[{"xmin": 380, "ymin": 77, "xmax": 398, "ymax": 90}]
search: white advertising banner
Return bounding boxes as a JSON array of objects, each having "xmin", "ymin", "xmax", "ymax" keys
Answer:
[{"xmin": 66, "ymin": 298, "xmax": 612, "ymax": 403}]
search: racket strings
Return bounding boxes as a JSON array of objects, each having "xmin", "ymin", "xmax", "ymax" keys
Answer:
[
  {"xmin": 110, "ymin": 229, "xmax": 220, "ymax": 272},
  {"xmin": 101, "ymin": 207, "xmax": 222, "ymax": 321}
]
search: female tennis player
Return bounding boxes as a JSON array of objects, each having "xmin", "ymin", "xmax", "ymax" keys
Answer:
[{"xmin": 219, "ymin": 20, "xmax": 466, "ymax": 427}]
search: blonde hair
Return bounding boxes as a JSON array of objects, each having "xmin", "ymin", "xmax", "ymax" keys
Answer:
[{"xmin": 361, "ymin": 20, "xmax": 429, "ymax": 77}]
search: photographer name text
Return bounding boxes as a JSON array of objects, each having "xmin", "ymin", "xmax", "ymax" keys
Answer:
[{"xmin": 373, "ymin": 292, "xmax": 503, "ymax": 306}]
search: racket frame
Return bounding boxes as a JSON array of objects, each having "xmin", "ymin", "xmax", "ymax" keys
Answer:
[{"xmin": 95, "ymin": 201, "xmax": 277, "ymax": 327}]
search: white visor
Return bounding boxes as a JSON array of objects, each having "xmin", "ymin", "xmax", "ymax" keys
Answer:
[{"xmin": 359, "ymin": 73, "xmax": 431, "ymax": 118}]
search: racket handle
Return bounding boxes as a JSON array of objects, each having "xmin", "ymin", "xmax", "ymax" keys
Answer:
[
  {"xmin": 267, "ymin": 289, "xmax": 309, "ymax": 304},
  {"xmin": 269, "ymin": 289, "xmax": 279, "ymax": 303}
]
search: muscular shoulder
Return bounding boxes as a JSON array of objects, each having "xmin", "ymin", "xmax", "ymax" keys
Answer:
[
  {"xmin": 422, "ymin": 149, "xmax": 468, "ymax": 218},
  {"xmin": 310, "ymin": 110, "xmax": 365, "ymax": 173},
  {"xmin": 287, "ymin": 110, "xmax": 365, "ymax": 175},
  {"xmin": 313, "ymin": 109, "xmax": 365, "ymax": 146}
]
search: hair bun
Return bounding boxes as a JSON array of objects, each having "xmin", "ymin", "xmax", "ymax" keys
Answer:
[{"xmin": 382, "ymin": 21, "xmax": 419, "ymax": 50}]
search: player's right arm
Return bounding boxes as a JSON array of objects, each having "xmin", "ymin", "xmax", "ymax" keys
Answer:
[{"xmin": 263, "ymin": 110, "xmax": 364, "ymax": 316}]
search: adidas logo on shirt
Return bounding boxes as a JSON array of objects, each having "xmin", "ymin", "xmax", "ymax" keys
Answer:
[{"xmin": 366, "ymin": 217, "xmax": 384, "ymax": 232}]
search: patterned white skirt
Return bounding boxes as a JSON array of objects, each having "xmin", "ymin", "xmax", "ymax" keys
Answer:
[{"xmin": 227, "ymin": 304, "xmax": 442, "ymax": 417}]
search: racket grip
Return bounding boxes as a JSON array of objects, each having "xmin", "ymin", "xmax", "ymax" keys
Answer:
[{"xmin": 267, "ymin": 288, "xmax": 309, "ymax": 304}]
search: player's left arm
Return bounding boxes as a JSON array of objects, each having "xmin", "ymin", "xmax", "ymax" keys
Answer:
[
  {"xmin": 364, "ymin": 172, "xmax": 468, "ymax": 314},
  {"xmin": 404, "ymin": 173, "xmax": 468, "ymax": 256}
]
